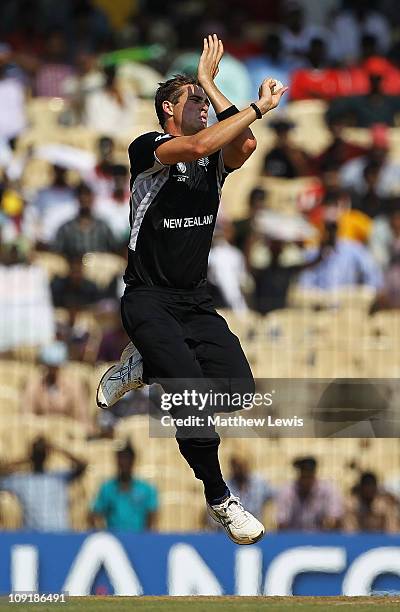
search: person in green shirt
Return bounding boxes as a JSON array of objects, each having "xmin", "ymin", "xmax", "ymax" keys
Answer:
[{"xmin": 89, "ymin": 441, "xmax": 158, "ymax": 532}]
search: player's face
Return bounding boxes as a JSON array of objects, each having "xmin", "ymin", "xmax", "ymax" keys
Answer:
[{"xmin": 174, "ymin": 84, "xmax": 210, "ymax": 135}]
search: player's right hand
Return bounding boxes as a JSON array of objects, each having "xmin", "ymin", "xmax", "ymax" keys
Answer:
[
  {"xmin": 198, "ymin": 34, "xmax": 224, "ymax": 87},
  {"xmin": 257, "ymin": 78, "xmax": 288, "ymax": 114}
]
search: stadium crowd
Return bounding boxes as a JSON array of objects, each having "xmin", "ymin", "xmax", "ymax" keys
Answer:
[{"xmin": 1, "ymin": 0, "xmax": 400, "ymax": 533}]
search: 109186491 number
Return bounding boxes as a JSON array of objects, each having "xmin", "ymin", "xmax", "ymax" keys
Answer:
[{"xmin": 9, "ymin": 592, "xmax": 67, "ymax": 603}]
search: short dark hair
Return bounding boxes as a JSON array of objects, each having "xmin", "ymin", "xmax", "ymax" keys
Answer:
[
  {"xmin": 155, "ymin": 74, "xmax": 198, "ymax": 128},
  {"xmin": 293, "ymin": 456, "xmax": 317, "ymax": 472},
  {"xmin": 116, "ymin": 440, "xmax": 136, "ymax": 461},
  {"xmin": 249, "ymin": 187, "xmax": 266, "ymax": 207},
  {"xmin": 75, "ymin": 181, "xmax": 93, "ymax": 197},
  {"xmin": 360, "ymin": 471, "xmax": 377, "ymax": 487}
]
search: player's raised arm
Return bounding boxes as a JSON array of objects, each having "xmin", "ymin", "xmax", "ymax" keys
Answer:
[
  {"xmin": 156, "ymin": 79, "xmax": 287, "ymax": 165},
  {"xmin": 197, "ymin": 34, "xmax": 257, "ymax": 169}
]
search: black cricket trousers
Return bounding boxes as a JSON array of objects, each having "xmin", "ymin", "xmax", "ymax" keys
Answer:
[{"xmin": 121, "ymin": 285, "xmax": 254, "ymax": 502}]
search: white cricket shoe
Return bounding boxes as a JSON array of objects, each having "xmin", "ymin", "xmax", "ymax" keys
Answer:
[
  {"xmin": 207, "ymin": 495, "xmax": 265, "ymax": 545},
  {"xmin": 96, "ymin": 342, "xmax": 144, "ymax": 409}
]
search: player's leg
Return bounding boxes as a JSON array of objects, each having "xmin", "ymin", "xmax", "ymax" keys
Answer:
[
  {"xmin": 120, "ymin": 288, "xmax": 229, "ymax": 504},
  {"xmin": 185, "ymin": 296, "xmax": 255, "ymax": 400},
  {"xmin": 181, "ymin": 299, "xmax": 264, "ymax": 544}
]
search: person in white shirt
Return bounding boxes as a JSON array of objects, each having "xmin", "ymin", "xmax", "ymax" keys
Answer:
[
  {"xmin": 84, "ymin": 65, "xmax": 137, "ymax": 137},
  {"xmin": 28, "ymin": 164, "xmax": 77, "ymax": 246},
  {"xmin": 94, "ymin": 164, "xmax": 130, "ymax": 246},
  {"xmin": 208, "ymin": 223, "xmax": 249, "ymax": 312},
  {"xmin": 330, "ymin": 0, "xmax": 391, "ymax": 62}
]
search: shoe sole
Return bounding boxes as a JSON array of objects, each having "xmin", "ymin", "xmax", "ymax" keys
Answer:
[
  {"xmin": 207, "ymin": 506, "xmax": 265, "ymax": 545},
  {"xmin": 225, "ymin": 526, "xmax": 265, "ymax": 546},
  {"xmin": 96, "ymin": 362, "xmax": 143, "ymax": 409}
]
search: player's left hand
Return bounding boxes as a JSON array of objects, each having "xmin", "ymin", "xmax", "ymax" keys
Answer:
[{"xmin": 198, "ymin": 34, "xmax": 224, "ymax": 86}]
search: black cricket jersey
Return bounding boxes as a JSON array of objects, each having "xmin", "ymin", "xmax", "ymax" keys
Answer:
[{"xmin": 124, "ymin": 131, "xmax": 232, "ymax": 289}]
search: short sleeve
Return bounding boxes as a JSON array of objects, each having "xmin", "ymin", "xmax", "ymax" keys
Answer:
[
  {"xmin": 145, "ymin": 483, "xmax": 159, "ymax": 513},
  {"xmin": 91, "ymin": 482, "xmax": 110, "ymax": 515},
  {"xmin": 0, "ymin": 474, "xmax": 20, "ymax": 494},
  {"xmin": 128, "ymin": 132, "xmax": 176, "ymax": 179}
]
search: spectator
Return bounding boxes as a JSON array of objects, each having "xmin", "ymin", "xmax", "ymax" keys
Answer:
[
  {"xmin": 208, "ymin": 223, "xmax": 249, "ymax": 312},
  {"xmin": 0, "ymin": 241, "xmax": 54, "ymax": 353},
  {"xmin": 277, "ymin": 456, "xmax": 343, "ymax": 531},
  {"xmin": 328, "ymin": 72, "xmax": 400, "ymax": 128},
  {"xmin": 252, "ymin": 236, "xmax": 323, "ymax": 314},
  {"xmin": 21, "ymin": 341, "xmax": 91, "ymax": 428},
  {"xmin": 85, "ymin": 136, "xmax": 117, "ymax": 197},
  {"xmin": 319, "ymin": 160, "xmax": 352, "ymax": 211},
  {"xmin": 370, "ymin": 206, "xmax": 400, "ymax": 270},
  {"xmin": 314, "ymin": 114, "xmax": 369, "ymax": 173},
  {"xmin": 351, "ymin": 161, "xmax": 392, "ymax": 219},
  {"xmin": 51, "ymin": 255, "xmax": 101, "ymax": 310},
  {"xmin": 289, "ymin": 39, "xmax": 340, "ymax": 102},
  {"xmin": 0, "ymin": 44, "xmax": 26, "ymax": 149},
  {"xmin": 61, "ymin": 51, "xmax": 103, "ymax": 124},
  {"xmin": 4, "ymin": 0, "xmax": 45, "ymax": 56},
  {"xmin": 226, "ymin": 455, "xmax": 275, "ymax": 521},
  {"xmin": 94, "ymin": 164, "xmax": 130, "ymax": 246},
  {"xmin": 96, "ymin": 305, "xmax": 130, "ymax": 363},
  {"xmin": 89, "ymin": 441, "xmax": 158, "ymax": 532},
  {"xmin": 0, "ymin": 436, "xmax": 86, "ymax": 531},
  {"xmin": 280, "ymin": 0, "xmax": 330, "ymax": 63},
  {"xmin": 371, "ymin": 247, "xmax": 400, "ymax": 312},
  {"xmin": 54, "ymin": 182, "xmax": 116, "ymax": 258},
  {"xmin": 34, "ymin": 29, "xmax": 76, "ymax": 98},
  {"xmin": 29, "ymin": 164, "xmax": 77, "ymax": 246},
  {"xmin": 245, "ymin": 33, "xmax": 292, "ymax": 104},
  {"xmin": 84, "ymin": 65, "xmax": 137, "ymax": 137},
  {"xmin": 222, "ymin": 9, "xmax": 261, "ymax": 60},
  {"xmin": 0, "ymin": 184, "xmax": 37, "ymax": 245},
  {"xmin": 33, "ymin": 164, "xmax": 75, "ymax": 214},
  {"xmin": 299, "ymin": 216, "xmax": 383, "ymax": 290},
  {"xmin": 263, "ymin": 118, "xmax": 312, "ymax": 178},
  {"xmin": 344, "ymin": 471, "xmax": 398, "ymax": 532},
  {"xmin": 330, "ymin": 0, "xmax": 391, "ymax": 63},
  {"xmin": 340, "ymin": 127, "xmax": 400, "ymax": 197},
  {"xmin": 233, "ymin": 187, "xmax": 268, "ymax": 252},
  {"xmin": 303, "ymin": 37, "xmax": 329, "ymax": 70},
  {"xmin": 295, "ymin": 0, "xmax": 340, "ymax": 28}
]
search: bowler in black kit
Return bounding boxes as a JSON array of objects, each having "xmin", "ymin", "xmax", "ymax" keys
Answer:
[{"xmin": 97, "ymin": 34, "xmax": 287, "ymax": 544}]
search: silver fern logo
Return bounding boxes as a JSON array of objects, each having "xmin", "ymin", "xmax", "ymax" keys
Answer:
[{"xmin": 177, "ymin": 162, "xmax": 186, "ymax": 173}]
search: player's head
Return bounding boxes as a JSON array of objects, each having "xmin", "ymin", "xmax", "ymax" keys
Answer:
[
  {"xmin": 155, "ymin": 74, "xmax": 210, "ymax": 135},
  {"xmin": 116, "ymin": 441, "xmax": 136, "ymax": 482}
]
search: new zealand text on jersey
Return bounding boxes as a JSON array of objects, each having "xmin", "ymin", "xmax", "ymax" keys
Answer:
[{"xmin": 163, "ymin": 215, "xmax": 214, "ymax": 229}]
